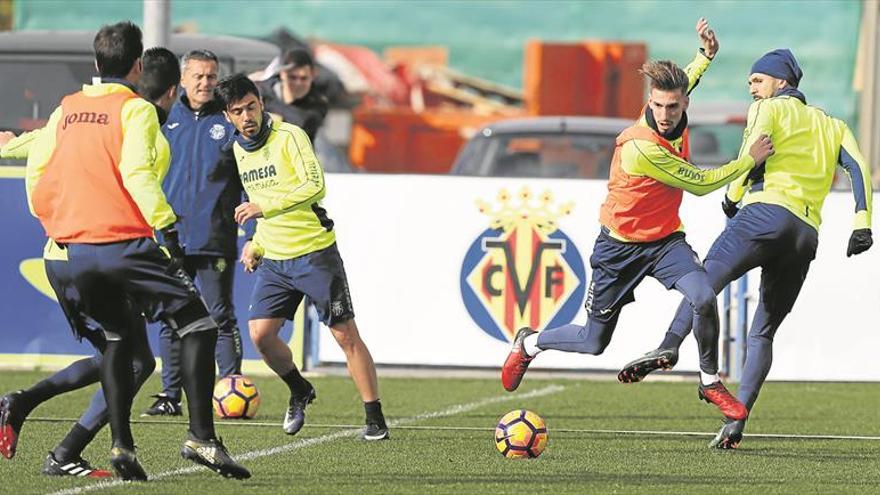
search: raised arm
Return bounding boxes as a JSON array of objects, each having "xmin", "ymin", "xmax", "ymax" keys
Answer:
[{"xmin": 684, "ymin": 17, "xmax": 719, "ymax": 95}]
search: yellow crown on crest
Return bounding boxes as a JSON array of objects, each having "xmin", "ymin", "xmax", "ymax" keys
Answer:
[{"xmin": 476, "ymin": 187, "xmax": 574, "ymax": 234}]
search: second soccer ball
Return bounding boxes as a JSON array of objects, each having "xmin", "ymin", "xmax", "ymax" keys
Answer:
[{"xmin": 212, "ymin": 374, "xmax": 261, "ymax": 419}]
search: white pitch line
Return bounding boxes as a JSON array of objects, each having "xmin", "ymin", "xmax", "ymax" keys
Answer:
[
  {"xmin": 47, "ymin": 384, "xmax": 565, "ymax": 495},
  {"xmin": 32, "ymin": 415, "xmax": 880, "ymax": 442}
]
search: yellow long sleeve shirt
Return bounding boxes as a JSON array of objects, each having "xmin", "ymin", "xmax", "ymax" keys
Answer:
[
  {"xmin": 727, "ymin": 95, "xmax": 872, "ymax": 232},
  {"xmin": 233, "ymin": 120, "xmax": 335, "ymax": 260}
]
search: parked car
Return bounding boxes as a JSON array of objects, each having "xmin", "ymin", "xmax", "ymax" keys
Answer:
[
  {"xmin": 0, "ymin": 31, "xmax": 280, "ymax": 165},
  {"xmin": 686, "ymin": 101, "xmax": 749, "ymax": 167},
  {"xmin": 0, "ymin": 31, "xmax": 279, "ymax": 134},
  {"xmin": 452, "ymin": 107, "xmax": 749, "ymax": 179},
  {"xmin": 452, "ymin": 116, "xmax": 630, "ymax": 179}
]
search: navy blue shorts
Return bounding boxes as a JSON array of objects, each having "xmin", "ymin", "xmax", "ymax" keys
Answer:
[
  {"xmin": 66, "ymin": 237, "xmax": 213, "ymax": 339},
  {"xmin": 249, "ymin": 243, "xmax": 354, "ymax": 326},
  {"xmin": 586, "ymin": 228, "xmax": 703, "ymax": 322}
]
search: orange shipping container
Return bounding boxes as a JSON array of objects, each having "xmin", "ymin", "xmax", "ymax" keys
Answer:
[
  {"xmin": 523, "ymin": 40, "xmax": 646, "ymax": 118},
  {"xmin": 349, "ymin": 108, "xmax": 507, "ymax": 173}
]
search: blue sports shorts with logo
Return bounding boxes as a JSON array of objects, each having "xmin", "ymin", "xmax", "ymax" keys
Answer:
[
  {"xmin": 249, "ymin": 243, "xmax": 355, "ymax": 326},
  {"xmin": 586, "ymin": 227, "xmax": 704, "ymax": 321}
]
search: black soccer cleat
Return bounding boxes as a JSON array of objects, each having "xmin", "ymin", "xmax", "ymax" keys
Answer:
[
  {"xmin": 709, "ymin": 418, "xmax": 745, "ymax": 449},
  {"xmin": 181, "ymin": 436, "xmax": 251, "ymax": 479},
  {"xmin": 617, "ymin": 347, "xmax": 679, "ymax": 383},
  {"xmin": 363, "ymin": 418, "xmax": 390, "ymax": 441},
  {"xmin": 43, "ymin": 451, "xmax": 113, "ymax": 478},
  {"xmin": 0, "ymin": 391, "xmax": 30, "ymax": 459},
  {"xmin": 109, "ymin": 446, "xmax": 148, "ymax": 481},
  {"xmin": 283, "ymin": 384, "xmax": 316, "ymax": 436},
  {"xmin": 140, "ymin": 394, "xmax": 183, "ymax": 417}
]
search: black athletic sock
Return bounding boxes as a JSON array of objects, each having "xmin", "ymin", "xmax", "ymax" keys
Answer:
[
  {"xmin": 53, "ymin": 422, "xmax": 99, "ymax": 462},
  {"xmin": 280, "ymin": 368, "xmax": 311, "ymax": 397},
  {"xmin": 660, "ymin": 332, "xmax": 684, "ymax": 350},
  {"xmin": 180, "ymin": 330, "xmax": 218, "ymax": 441},
  {"xmin": 102, "ymin": 340, "xmax": 135, "ymax": 450},
  {"xmin": 20, "ymin": 356, "xmax": 101, "ymax": 414},
  {"xmin": 364, "ymin": 399, "xmax": 385, "ymax": 424}
]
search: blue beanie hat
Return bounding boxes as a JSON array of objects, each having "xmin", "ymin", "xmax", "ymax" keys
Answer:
[{"xmin": 750, "ymin": 49, "xmax": 803, "ymax": 87}]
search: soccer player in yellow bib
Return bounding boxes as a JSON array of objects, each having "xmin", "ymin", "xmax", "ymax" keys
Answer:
[
  {"xmin": 619, "ymin": 49, "xmax": 873, "ymax": 449},
  {"xmin": 215, "ymin": 74, "xmax": 389, "ymax": 441}
]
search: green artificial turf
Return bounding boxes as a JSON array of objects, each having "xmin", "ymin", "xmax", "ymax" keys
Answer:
[{"xmin": 1, "ymin": 371, "xmax": 878, "ymax": 494}]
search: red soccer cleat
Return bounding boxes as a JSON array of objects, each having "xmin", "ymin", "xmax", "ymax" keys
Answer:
[
  {"xmin": 0, "ymin": 424, "xmax": 15, "ymax": 460},
  {"xmin": 698, "ymin": 382, "xmax": 749, "ymax": 421},
  {"xmin": 501, "ymin": 327, "xmax": 537, "ymax": 392},
  {"xmin": 0, "ymin": 392, "xmax": 28, "ymax": 459}
]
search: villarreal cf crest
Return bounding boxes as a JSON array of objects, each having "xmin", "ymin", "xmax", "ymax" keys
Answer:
[{"xmin": 460, "ymin": 188, "xmax": 587, "ymax": 343}]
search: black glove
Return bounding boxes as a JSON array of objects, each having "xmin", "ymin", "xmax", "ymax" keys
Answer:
[
  {"xmin": 721, "ymin": 196, "xmax": 739, "ymax": 219},
  {"xmin": 159, "ymin": 225, "xmax": 185, "ymax": 267},
  {"xmin": 847, "ymin": 228, "xmax": 873, "ymax": 257}
]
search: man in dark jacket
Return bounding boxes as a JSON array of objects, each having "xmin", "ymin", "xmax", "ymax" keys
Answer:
[
  {"xmin": 142, "ymin": 49, "xmax": 245, "ymax": 416},
  {"xmin": 256, "ymin": 48, "xmax": 328, "ymax": 143}
]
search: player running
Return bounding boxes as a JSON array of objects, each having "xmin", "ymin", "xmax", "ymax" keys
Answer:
[{"xmin": 215, "ymin": 73, "xmax": 389, "ymax": 441}]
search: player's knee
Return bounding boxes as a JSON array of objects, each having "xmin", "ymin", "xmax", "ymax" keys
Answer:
[
  {"xmin": 748, "ymin": 331, "xmax": 775, "ymax": 345},
  {"xmin": 249, "ymin": 323, "xmax": 279, "ymax": 353},
  {"xmin": 330, "ymin": 319, "xmax": 361, "ymax": 350},
  {"xmin": 586, "ymin": 342, "xmax": 607, "ymax": 355},
  {"xmin": 585, "ymin": 335, "xmax": 611, "ymax": 355},
  {"xmin": 249, "ymin": 328, "xmax": 270, "ymax": 352},
  {"xmin": 691, "ymin": 288, "xmax": 717, "ymax": 318}
]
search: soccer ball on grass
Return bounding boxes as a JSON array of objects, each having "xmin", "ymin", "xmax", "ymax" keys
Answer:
[
  {"xmin": 212, "ymin": 374, "xmax": 261, "ymax": 419},
  {"xmin": 494, "ymin": 409, "xmax": 548, "ymax": 458}
]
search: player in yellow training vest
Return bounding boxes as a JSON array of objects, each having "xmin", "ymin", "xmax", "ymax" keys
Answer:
[{"xmin": 215, "ymin": 73, "xmax": 389, "ymax": 441}]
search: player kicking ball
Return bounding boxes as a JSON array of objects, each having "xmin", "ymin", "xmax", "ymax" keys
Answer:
[{"xmin": 215, "ymin": 74, "xmax": 389, "ymax": 441}]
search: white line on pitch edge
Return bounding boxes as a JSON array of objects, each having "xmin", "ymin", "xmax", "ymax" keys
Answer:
[{"xmin": 46, "ymin": 384, "xmax": 565, "ymax": 495}]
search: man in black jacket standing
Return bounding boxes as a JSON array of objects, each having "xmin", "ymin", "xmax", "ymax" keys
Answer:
[{"xmin": 256, "ymin": 48, "xmax": 328, "ymax": 143}]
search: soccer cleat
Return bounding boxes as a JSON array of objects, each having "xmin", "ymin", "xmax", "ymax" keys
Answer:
[
  {"xmin": 698, "ymin": 382, "xmax": 749, "ymax": 421},
  {"xmin": 140, "ymin": 394, "xmax": 183, "ymax": 417},
  {"xmin": 109, "ymin": 446, "xmax": 148, "ymax": 481},
  {"xmin": 617, "ymin": 347, "xmax": 679, "ymax": 383},
  {"xmin": 709, "ymin": 419, "xmax": 745, "ymax": 449},
  {"xmin": 42, "ymin": 452, "xmax": 113, "ymax": 478},
  {"xmin": 0, "ymin": 391, "xmax": 29, "ymax": 459},
  {"xmin": 501, "ymin": 327, "xmax": 537, "ymax": 392},
  {"xmin": 283, "ymin": 384, "xmax": 316, "ymax": 436},
  {"xmin": 181, "ymin": 436, "xmax": 251, "ymax": 479},
  {"xmin": 363, "ymin": 418, "xmax": 390, "ymax": 441}
]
